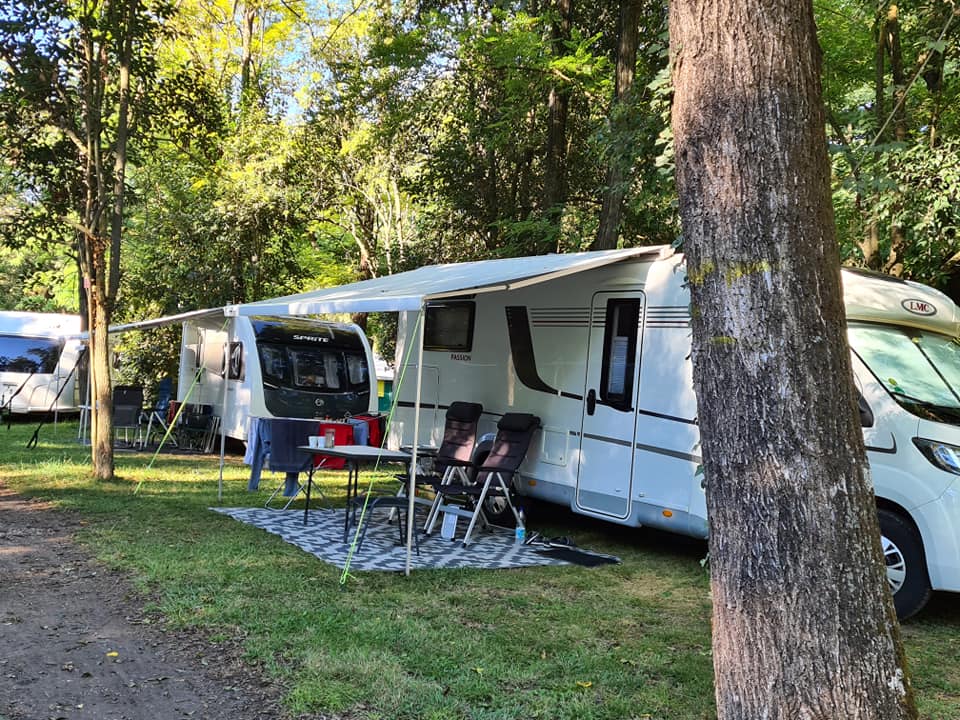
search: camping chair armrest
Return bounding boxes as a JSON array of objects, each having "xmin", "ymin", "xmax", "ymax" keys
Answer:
[
  {"xmin": 401, "ymin": 445, "xmax": 440, "ymax": 457},
  {"xmin": 400, "ymin": 473, "xmax": 446, "ymax": 490},
  {"xmin": 441, "ymin": 457, "xmax": 475, "ymax": 468}
]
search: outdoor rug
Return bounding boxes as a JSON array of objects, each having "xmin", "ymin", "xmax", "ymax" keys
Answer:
[{"xmin": 213, "ymin": 506, "xmax": 619, "ymax": 572}]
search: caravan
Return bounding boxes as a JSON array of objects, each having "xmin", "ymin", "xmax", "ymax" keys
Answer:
[
  {"xmin": 178, "ymin": 315, "xmax": 377, "ymax": 442},
  {"xmin": 0, "ymin": 311, "xmax": 83, "ymax": 415},
  {"xmin": 388, "ymin": 248, "xmax": 960, "ymax": 618}
]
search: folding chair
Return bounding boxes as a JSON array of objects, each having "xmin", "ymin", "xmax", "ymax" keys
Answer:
[
  {"xmin": 426, "ymin": 412, "xmax": 540, "ymax": 546},
  {"xmin": 142, "ymin": 377, "xmax": 175, "ymax": 447},
  {"xmin": 412, "ymin": 401, "xmax": 484, "ymax": 530},
  {"xmin": 113, "ymin": 385, "xmax": 144, "ymax": 448}
]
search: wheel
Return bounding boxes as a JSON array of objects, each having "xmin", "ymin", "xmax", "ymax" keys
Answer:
[
  {"xmin": 471, "ymin": 449, "xmax": 522, "ymax": 526},
  {"xmin": 878, "ymin": 509, "xmax": 932, "ymax": 621}
]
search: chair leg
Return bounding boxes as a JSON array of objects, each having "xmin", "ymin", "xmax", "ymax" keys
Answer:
[{"xmin": 461, "ymin": 476, "xmax": 496, "ymax": 546}]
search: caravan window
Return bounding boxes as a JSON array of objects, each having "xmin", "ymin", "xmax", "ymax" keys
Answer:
[
  {"xmin": 258, "ymin": 343, "xmax": 369, "ymax": 392},
  {"xmin": 599, "ymin": 300, "xmax": 642, "ymax": 411},
  {"xmin": 0, "ymin": 335, "xmax": 63, "ymax": 374},
  {"xmin": 222, "ymin": 342, "xmax": 245, "ymax": 380},
  {"xmin": 424, "ymin": 302, "xmax": 475, "ymax": 352}
]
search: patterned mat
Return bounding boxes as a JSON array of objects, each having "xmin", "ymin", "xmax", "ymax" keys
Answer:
[{"xmin": 213, "ymin": 505, "xmax": 598, "ymax": 571}]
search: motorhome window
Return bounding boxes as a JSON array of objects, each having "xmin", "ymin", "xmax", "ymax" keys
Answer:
[
  {"xmin": 424, "ymin": 302, "xmax": 475, "ymax": 351},
  {"xmin": 0, "ymin": 335, "xmax": 63, "ymax": 374},
  {"xmin": 599, "ymin": 301, "xmax": 642, "ymax": 411},
  {"xmin": 849, "ymin": 325, "xmax": 960, "ymax": 414}
]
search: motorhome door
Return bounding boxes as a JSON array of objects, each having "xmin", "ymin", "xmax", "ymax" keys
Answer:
[{"xmin": 576, "ymin": 292, "xmax": 645, "ymax": 519}]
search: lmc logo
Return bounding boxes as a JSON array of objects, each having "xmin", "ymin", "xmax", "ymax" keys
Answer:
[{"xmin": 902, "ymin": 298, "xmax": 937, "ymax": 316}]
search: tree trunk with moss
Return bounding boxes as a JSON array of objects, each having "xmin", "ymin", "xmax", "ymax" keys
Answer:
[{"xmin": 669, "ymin": 0, "xmax": 918, "ymax": 717}]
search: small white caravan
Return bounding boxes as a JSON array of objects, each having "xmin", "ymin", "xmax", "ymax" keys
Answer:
[
  {"xmin": 0, "ymin": 311, "xmax": 83, "ymax": 414},
  {"xmin": 177, "ymin": 315, "xmax": 377, "ymax": 441},
  {"xmin": 386, "ymin": 248, "xmax": 960, "ymax": 618}
]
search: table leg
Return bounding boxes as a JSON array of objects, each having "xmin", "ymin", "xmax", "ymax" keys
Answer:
[
  {"xmin": 303, "ymin": 465, "xmax": 314, "ymax": 525},
  {"xmin": 343, "ymin": 461, "xmax": 359, "ymax": 543}
]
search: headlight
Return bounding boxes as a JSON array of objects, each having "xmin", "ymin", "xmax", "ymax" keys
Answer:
[{"xmin": 913, "ymin": 437, "xmax": 960, "ymax": 475}]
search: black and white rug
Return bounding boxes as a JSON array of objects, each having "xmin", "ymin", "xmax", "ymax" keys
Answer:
[{"xmin": 212, "ymin": 506, "xmax": 616, "ymax": 572}]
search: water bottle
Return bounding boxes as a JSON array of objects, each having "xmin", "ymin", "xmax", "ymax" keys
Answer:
[{"xmin": 514, "ymin": 508, "xmax": 526, "ymax": 545}]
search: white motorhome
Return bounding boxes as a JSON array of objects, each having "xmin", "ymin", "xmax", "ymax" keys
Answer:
[
  {"xmin": 390, "ymin": 248, "xmax": 960, "ymax": 618},
  {"xmin": 0, "ymin": 311, "xmax": 83, "ymax": 414},
  {"xmin": 178, "ymin": 315, "xmax": 377, "ymax": 441}
]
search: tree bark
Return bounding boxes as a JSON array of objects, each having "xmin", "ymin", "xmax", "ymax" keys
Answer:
[
  {"xmin": 592, "ymin": 0, "xmax": 641, "ymax": 251},
  {"xmin": 669, "ymin": 0, "xmax": 918, "ymax": 717},
  {"xmin": 542, "ymin": 0, "xmax": 573, "ymax": 249}
]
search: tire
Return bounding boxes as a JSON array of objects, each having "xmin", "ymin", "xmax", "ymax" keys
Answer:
[
  {"xmin": 878, "ymin": 509, "xmax": 932, "ymax": 621},
  {"xmin": 471, "ymin": 449, "xmax": 522, "ymax": 526}
]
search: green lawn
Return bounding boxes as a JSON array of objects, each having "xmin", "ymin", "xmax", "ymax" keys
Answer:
[{"xmin": 2, "ymin": 420, "xmax": 957, "ymax": 719}]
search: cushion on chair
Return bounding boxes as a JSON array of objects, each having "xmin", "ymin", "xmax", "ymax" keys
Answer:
[
  {"xmin": 446, "ymin": 401, "xmax": 483, "ymax": 423},
  {"xmin": 496, "ymin": 413, "xmax": 540, "ymax": 433}
]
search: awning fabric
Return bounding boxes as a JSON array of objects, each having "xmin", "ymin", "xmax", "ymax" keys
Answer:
[
  {"xmin": 224, "ymin": 247, "xmax": 663, "ymax": 317},
  {"xmin": 108, "ymin": 308, "xmax": 224, "ymax": 334}
]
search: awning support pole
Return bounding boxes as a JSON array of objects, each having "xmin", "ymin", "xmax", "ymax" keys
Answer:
[
  {"xmin": 405, "ymin": 305, "xmax": 427, "ymax": 576},
  {"xmin": 218, "ymin": 319, "xmax": 233, "ymax": 503}
]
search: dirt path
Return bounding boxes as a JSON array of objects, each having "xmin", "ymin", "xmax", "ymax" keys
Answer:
[{"xmin": 0, "ymin": 483, "xmax": 290, "ymax": 720}]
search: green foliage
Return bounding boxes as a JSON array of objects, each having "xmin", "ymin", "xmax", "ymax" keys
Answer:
[{"xmin": 819, "ymin": 0, "xmax": 960, "ymax": 291}]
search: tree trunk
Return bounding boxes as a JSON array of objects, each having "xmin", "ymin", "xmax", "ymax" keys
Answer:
[
  {"xmin": 542, "ymin": 0, "xmax": 573, "ymax": 249},
  {"xmin": 89, "ymin": 274, "xmax": 114, "ymax": 480},
  {"xmin": 882, "ymin": 4, "xmax": 907, "ymax": 275},
  {"xmin": 669, "ymin": 0, "xmax": 918, "ymax": 717},
  {"xmin": 593, "ymin": 0, "xmax": 641, "ymax": 251}
]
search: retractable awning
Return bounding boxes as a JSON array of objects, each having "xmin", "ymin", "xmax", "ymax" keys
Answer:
[{"xmin": 224, "ymin": 247, "xmax": 664, "ymax": 317}]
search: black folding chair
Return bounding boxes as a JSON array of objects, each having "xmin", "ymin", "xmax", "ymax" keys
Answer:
[{"xmin": 426, "ymin": 412, "xmax": 540, "ymax": 545}]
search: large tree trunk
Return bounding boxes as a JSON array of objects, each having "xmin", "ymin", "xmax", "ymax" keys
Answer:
[
  {"xmin": 592, "ymin": 0, "xmax": 641, "ymax": 251},
  {"xmin": 669, "ymin": 0, "xmax": 918, "ymax": 718}
]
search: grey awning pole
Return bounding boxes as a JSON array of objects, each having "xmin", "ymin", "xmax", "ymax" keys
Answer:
[
  {"xmin": 217, "ymin": 319, "xmax": 233, "ymax": 503},
  {"xmin": 405, "ymin": 305, "xmax": 427, "ymax": 576}
]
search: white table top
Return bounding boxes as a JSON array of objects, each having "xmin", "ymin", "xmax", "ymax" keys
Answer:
[{"xmin": 298, "ymin": 445, "xmax": 411, "ymax": 463}]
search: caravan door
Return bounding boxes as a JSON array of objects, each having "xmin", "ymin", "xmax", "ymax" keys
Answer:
[{"xmin": 576, "ymin": 292, "xmax": 645, "ymax": 519}]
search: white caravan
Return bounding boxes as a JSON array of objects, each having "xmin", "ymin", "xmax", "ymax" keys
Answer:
[
  {"xmin": 391, "ymin": 247, "xmax": 960, "ymax": 618},
  {"xmin": 178, "ymin": 315, "xmax": 377, "ymax": 441},
  {"xmin": 0, "ymin": 311, "xmax": 83, "ymax": 414}
]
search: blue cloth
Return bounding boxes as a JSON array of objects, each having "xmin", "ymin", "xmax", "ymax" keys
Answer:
[
  {"xmin": 245, "ymin": 418, "xmax": 272, "ymax": 491},
  {"xmin": 347, "ymin": 417, "xmax": 370, "ymax": 446},
  {"xmin": 268, "ymin": 419, "xmax": 315, "ymax": 473}
]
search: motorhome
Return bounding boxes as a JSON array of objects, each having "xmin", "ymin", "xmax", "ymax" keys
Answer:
[
  {"xmin": 390, "ymin": 247, "xmax": 960, "ymax": 618},
  {"xmin": 178, "ymin": 315, "xmax": 377, "ymax": 441},
  {"xmin": 0, "ymin": 311, "xmax": 83, "ymax": 415}
]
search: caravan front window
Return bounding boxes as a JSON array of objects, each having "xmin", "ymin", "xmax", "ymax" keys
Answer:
[
  {"xmin": 258, "ymin": 343, "xmax": 369, "ymax": 393},
  {"xmin": 0, "ymin": 335, "xmax": 63, "ymax": 374},
  {"xmin": 849, "ymin": 324, "xmax": 960, "ymax": 422}
]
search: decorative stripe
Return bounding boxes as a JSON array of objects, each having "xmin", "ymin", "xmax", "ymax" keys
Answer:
[
  {"xmin": 506, "ymin": 306, "xmax": 583, "ymax": 400},
  {"xmin": 637, "ymin": 408, "xmax": 698, "ymax": 426},
  {"xmin": 572, "ymin": 431, "xmax": 702, "ymax": 464},
  {"xmin": 646, "ymin": 306, "xmax": 691, "ymax": 328}
]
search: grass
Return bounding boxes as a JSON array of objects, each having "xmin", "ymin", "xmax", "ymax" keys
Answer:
[{"xmin": 1, "ymin": 420, "xmax": 958, "ymax": 719}]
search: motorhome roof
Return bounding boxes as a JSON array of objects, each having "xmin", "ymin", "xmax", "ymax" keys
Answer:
[
  {"xmin": 0, "ymin": 311, "xmax": 80, "ymax": 337},
  {"xmin": 841, "ymin": 267, "xmax": 960, "ymax": 337}
]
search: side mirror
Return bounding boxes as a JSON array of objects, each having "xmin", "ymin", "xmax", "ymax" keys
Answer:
[{"xmin": 858, "ymin": 392, "xmax": 874, "ymax": 428}]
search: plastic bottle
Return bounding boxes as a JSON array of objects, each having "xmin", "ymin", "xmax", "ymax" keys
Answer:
[{"xmin": 514, "ymin": 508, "xmax": 526, "ymax": 545}]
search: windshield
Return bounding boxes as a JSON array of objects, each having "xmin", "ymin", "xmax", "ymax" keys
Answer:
[
  {"xmin": 258, "ymin": 343, "xmax": 369, "ymax": 392},
  {"xmin": 849, "ymin": 324, "xmax": 960, "ymax": 422},
  {"xmin": 0, "ymin": 335, "xmax": 63, "ymax": 374}
]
